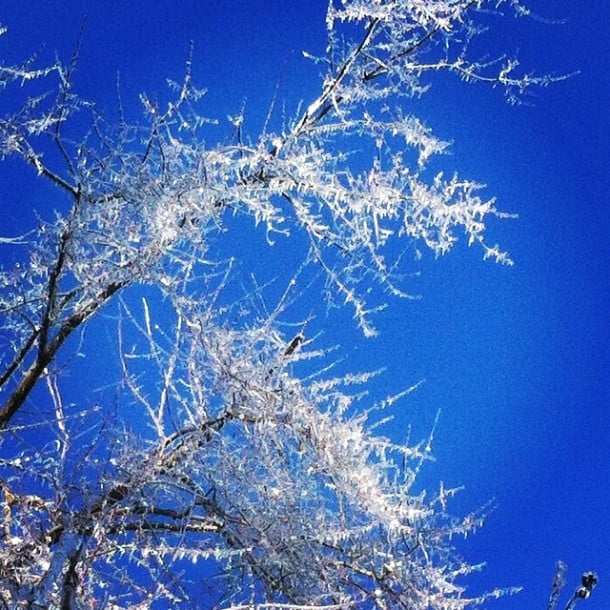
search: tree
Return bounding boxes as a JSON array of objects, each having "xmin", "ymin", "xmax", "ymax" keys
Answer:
[{"xmin": 0, "ymin": 1, "xmax": 596, "ymax": 608}]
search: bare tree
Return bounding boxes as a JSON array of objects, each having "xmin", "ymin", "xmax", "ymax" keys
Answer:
[{"xmin": 0, "ymin": 1, "xmax": 594, "ymax": 608}]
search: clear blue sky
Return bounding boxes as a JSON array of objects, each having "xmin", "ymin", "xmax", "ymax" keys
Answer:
[{"xmin": 1, "ymin": 1, "xmax": 608, "ymax": 607}]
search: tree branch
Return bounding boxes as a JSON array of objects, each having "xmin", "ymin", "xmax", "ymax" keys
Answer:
[{"xmin": 0, "ymin": 281, "xmax": 124, "ymax": 429}]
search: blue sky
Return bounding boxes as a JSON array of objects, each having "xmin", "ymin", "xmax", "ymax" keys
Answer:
[{"xmin": 1, "ymin": 1, "xmax": 608, "ymax": 607}]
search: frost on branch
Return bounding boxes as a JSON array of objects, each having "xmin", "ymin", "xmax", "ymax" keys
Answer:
[
  {"xmin": 0, "ymin": 1, "xmax": 571, "ymax": 607},
  {"xmin": 0, "ymin": 0, "xmax": 556, "ymax": 342},
  {"xmin": 0, "ymin": 292, "xmax": 519, "ymax": 607}
]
